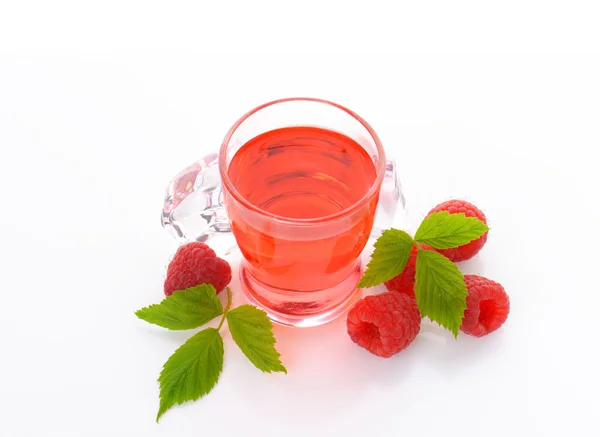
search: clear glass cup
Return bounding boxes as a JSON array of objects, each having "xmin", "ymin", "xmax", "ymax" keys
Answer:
[{"xmin": 161, "ymin": 98, "xmax": 405, "ymax": 327}]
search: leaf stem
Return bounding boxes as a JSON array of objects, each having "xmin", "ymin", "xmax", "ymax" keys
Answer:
[{"xmin": 217, "ymin": 287, "xmax": 232, "ymax": 331}]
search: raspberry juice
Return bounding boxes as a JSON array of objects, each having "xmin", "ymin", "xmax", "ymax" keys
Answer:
[{"xmin": 226, "ymin": 126, "xmax": 379, "ymax": 323}]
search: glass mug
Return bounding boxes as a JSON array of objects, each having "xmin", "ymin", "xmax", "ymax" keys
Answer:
[{"xmin": 161, "ymin": 98, "xmax": 406, "ymax": 327}]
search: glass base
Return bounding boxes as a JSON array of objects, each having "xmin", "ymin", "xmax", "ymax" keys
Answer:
[{"xmin": 239, "ymin": 261, "xmax": 363, "ymax": 327}]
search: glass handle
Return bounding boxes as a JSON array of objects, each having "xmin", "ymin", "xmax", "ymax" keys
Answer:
[
  {"xmin": 371, "ymin": 159, "xmax": 407, "ymax": 237},
  {"xmin": 162, "ymin": 155, "xmax": 406, "ymax": 243},
  {"xmin": 161, "ymin": 153, "xmax": 231, "ymax": 244}
]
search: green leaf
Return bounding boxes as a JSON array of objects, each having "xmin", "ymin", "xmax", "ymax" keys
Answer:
[
  {"xmin": 413, "ymin": 211, "xmax": 489, "ymax": 249},
  {"xmin": 357, "ymin": 228, "xmax": 414, "ymax": 288},
  {"xmin": 226, "ymin": 305, "xmax": 287, "ymax": 374},
  {"xmin": 156, "ymin": 328, "xmax": 224, "ymax": 422},
  {"xmin": 414, "ymin": 249, "xmax": 468, "ymax": 338},
  {"xmin": 135, "ymin": 284, "xmax": 223, "ymax": 330}
]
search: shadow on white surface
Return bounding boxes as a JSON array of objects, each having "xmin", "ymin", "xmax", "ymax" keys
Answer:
[
  {"xmin": 416, "ymin": 320, "xmax": 508, "ymax": 372},
  {"xmin": 224, "ymin": 279, "xmax": 507, "ymax": 430},
  {"xmin": 235, "ymin": 315, "xmax": 415, "ymax": 425},
  {"xmin": 455, "ymin": 255, "xmax": 485, "ymax": 275}
]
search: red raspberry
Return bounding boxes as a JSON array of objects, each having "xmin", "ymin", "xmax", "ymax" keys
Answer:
[
  {"xmin": 460, "ymin": 275, "xmax": 510, "ymax": 337},
  {"xmin": 384, "ymin": 246, "xmax": 418, "ymax": 298},
  {"xmin": 347, "ymin": 292, "xmax": 421, "ymax": 358},
  {"xmin": 164, "ymin": 242, "xmax": 232, "ymax": 296},
  {"xmin": 426, "ymin": 199, "xmax": 488, "ymax": 262}
]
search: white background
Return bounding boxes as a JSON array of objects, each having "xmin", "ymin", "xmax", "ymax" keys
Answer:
[{"xmin": 1, "ymin": 1, "xmax": 599, "ymax": 436}]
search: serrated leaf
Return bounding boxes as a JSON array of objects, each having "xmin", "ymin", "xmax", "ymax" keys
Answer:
[
  {"xmin": 414, "ymin": 249, "xmax": 467, "ymax": 338},
  {"xmin": 413, "ymin": 211, "xmax": 489, "ymax": 249},
  {"xmin": 135, "ymin": 284, "xmax": 223, "ymax": 330},
  {"xmin": 156, "ymin": 328, "xmax": 224, "ymax": 422},
  {"xmin": 357, "ymin": 228, "xmax": 414, "ymax": 288},
  {"xmin": 226, "ymin": 305, "xmax": 287, "ymax": 374}
]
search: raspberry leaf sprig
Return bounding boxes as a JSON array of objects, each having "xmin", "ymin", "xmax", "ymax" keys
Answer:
[
  {"xmin": 358, "ymin": 211, "xmax": 489, "ymax": 337},
  {"xmin": 136, "ymin": 285, "xmax": 286, "ymax": 422}
]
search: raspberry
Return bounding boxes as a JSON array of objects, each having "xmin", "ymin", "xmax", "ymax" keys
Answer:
[
  {"xmin": 460, "ymin": 275, "xmax": 510, "ymax": 337},
  {"xmin": 347, "ymin": 292, "xmax": 421, "ymax": 358},
  {"xmin": 164, "ymin": 242, "xmax": 232, "ymax": 296},
  {"xmin": 384, "ymin": 246, "xmax": 418, "ymax": 298},
  {"xmin": 426, "ymin": 199, "xmax": 488, "ymax": 262}
]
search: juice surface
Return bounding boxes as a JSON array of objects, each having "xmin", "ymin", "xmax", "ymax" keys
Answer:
[{"xmin": 228, "ymin": 126, "xmax": 376, "ymax": 219}]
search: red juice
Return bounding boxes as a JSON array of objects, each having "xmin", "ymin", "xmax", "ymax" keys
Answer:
[{"xmin": 226, "ymin": 126, "xmax": 378, "ymax": 317}]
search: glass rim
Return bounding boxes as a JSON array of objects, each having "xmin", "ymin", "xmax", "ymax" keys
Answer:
[{"xmin": 218, "ymin": 97, "xmax": 386, "ymax": 225}]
